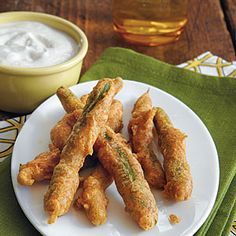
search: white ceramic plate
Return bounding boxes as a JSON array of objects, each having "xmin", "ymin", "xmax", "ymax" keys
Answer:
[{"xmin": 11, "ymin": 80, "xmax": 219, "ymax": 236}]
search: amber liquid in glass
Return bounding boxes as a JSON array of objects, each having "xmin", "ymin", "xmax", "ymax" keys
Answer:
[{"xmin": 112, "ymin": 0, "xmax": 188, "ymax": 46}]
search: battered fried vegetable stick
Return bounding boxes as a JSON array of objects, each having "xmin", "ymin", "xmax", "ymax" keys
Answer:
[
  {"xmin": 56, "ymin": 86, "xmax": 85, "ymax": 113},
  {"xmin": 95, "ymin": 126, "xmax": 158, "ymax": 230},
  {"xmin": 74, "ymin": 133, "xmax": 129, "ymax": 226},
  {"xmin": 74, "ymin": 99, "xmax": 123, "ymax": 226},
  {"xmin": 128, "ymin": 92, "xmax": 165, "ymax": 189},
  {"xmin": 53, "ymin": 87, "xmax": 122, "ymax": 149},
  {"xmin": 51, "ymin": 90, "xmax": 89, "ymax": 149},
  {"xmin": 50, "ymin": 98, "xmax": 123, "ymax": 171},
  {"xmin": 51, "ymin": 99, "xmax": 123, "ymax": 149},
  {"xmin": 17, "ymin": 99, "xmax": 123, "ymax": 186},
  {"xmin": 50, "ymin": 109, "xmax": 82, "ymax": 150},
  {"xmin": 17, "ymin": 146, "xmax": 60, "ymax": 186},
  {"xmin": 75, "ymin": 165, "xmax": 112, "ymax": 226},
  {"xmin": 17, "ymin": 110, "xmax": 81, "ymax": 186},
  {"xmin": 106, "ymin": 99, "xmax": 123, "ymax": 133},
  {"xmin": 44, "ymin": 78, "xmax": 123, "ymax": 224},
  {"xmin": 154, "ymin": 107, "xmax": 192, "ymax": 201}
]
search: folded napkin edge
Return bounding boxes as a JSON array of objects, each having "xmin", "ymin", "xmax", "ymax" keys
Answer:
[{"xmin": 95, "ymin": 47, "xmax": 236, "ymax": 95}]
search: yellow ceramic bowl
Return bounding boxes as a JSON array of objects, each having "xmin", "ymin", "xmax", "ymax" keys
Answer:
[{"xmin": 0, "ymin": 12, "xmax": 88, "ymax": 113}]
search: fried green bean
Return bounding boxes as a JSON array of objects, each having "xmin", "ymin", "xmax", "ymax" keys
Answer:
[
  {"xmin": 128, "ymin": 92, "xmax": 165, "ymax": 189},
  {"xmin": 44, "ymin": 78, "xmax": 123, "ymax": 224},
  {"xmin": 74, "ymin": 98, "xmax": 123, "ymax": 226},
  {"xmin": 95, "ymin": 126, "xmax": 158, "ymax": 230},
  {"xmin": 51, "ymin": 99, "xmax": 123, "ymax": 150},
  {"xmin": 154, "ymin": 107, "xmax": 192, "ymax": 201},
  {"xmin": 75, "ymin": 165, "xmax": 112, "ymax": 226},
  {"xmin": 50, "ymin": 109, "xmax": 82, "ymax": 150},
  {"xmin": 56, "ymin": 86, "xmax": 85, "ymax": 113},
  {"xmin": 17, "ymin": 145, "xmax": 60, "ymax": 186},
  {"xmin": 18, "ymin": 95, "xmax": 123, "ymax": 187}
]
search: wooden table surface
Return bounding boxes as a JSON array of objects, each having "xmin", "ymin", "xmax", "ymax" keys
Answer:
[{"xmin": 0, "ymin": 0, "xmax": 235, "ymax": 119}]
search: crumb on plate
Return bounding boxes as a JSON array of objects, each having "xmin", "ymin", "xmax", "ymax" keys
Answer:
[{"xmin": 169, "ymin": 214, "xmax": 181, "ymax": 224}]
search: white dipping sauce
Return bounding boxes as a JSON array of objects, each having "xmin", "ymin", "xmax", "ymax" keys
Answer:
[{"xmin": 0, "ymin": 21, "xmax": 79, "ymax": 68}]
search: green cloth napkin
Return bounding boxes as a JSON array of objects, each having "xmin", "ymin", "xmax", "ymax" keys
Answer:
[
  {"xmin": 0, "ymin": 47, "xmax": 235, "ymax": 235},
  {"xmin": 0, "ymin": 157, "xmax": 40, "ymax": 235}
]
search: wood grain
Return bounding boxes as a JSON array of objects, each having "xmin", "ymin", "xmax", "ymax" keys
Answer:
[
  {"xmin": 79, "ymin": 0, "xmax": 236, "ymax": 68},
  {"xmin": 0, "ymin": 0, "xmax": 235, "ymax": 118},
  {"xmin": 0, "ymin": 0, "xmax": 235, "ymax": 69},
  {"xmin": 221, "ymin": 0, "xmax": 236, "ymax": 51}
]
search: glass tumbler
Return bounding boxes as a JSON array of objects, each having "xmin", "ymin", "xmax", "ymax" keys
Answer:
[{"xmin": 112, "ymin": 0, "xmax": 189, "ymax": 46}]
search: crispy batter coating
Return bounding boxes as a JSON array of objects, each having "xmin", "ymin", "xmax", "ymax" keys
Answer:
[
  {"xmin": 17, "ymin": 99, "xmax": 123, "ymax": 186},
  {"xmin": 116, "ymin": 133, "xmax": 131, "ymax": 150},
  {"xmin": 131, "ymin": 91, "xmax": 151, "ymax": 117},
  {"xmin": 44, "ymin": 78, "xmax": 123, "ymax": 224},
  {"xmin": 51, "ymin": 90, "xmax": 89, "ymax": 149},
  {"xmin": 95, "ymin": 126, "xmax": 158, "ymax": 230},
  {"xmin": 74, "ymin": 100, "xmax": 123, "ymax": 226},
  {"xmin": 75, "ymin": 165, "xmax": 112, "ymax": 226},
  {"xmin": 128, "ymin": 92, "xmax": 165, "ymax": 189},
  {"xmin": 51, "ymin": 91, "xmax": 88, "ymax": 150},
  {"xmin": 17, "ymin": 147, "xmax": 60, "ymax": 186},
  {"xmin": 107, "ymin": 99, "xmax": 123, "ymax": 133},
  {"xmin": 17, "ymin": 110, "xmax": 81, "ymax": 186},
  {"xmin": 54, "ymin": 86, "xmax": 123, "ymax": 149},
  {"xmin": 50, "ymin": 109, "xmax": 82, "ymax": 150},
  {"xmin": 169, "ymin": 214, "xmax": 181, "ymax": 224},
  {"xmin": 56, "ymin": 86, "xmax": 85, "ymax": 113},
  {"xmin": 51, "ymin": 100, "xmax": 123, "ymax": 150},
  {"xmin": 54, "ymin": 85, "xmax": 123, "ymax": 148},
  {"xmin": 154, "ymin": 107, "xmax": 192, "ymax": 201},
  {"xmin": 80, "ymin": 94, "xmax": 89, "ymax": 105}
]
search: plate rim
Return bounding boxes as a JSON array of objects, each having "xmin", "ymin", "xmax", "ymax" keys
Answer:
[{"xmin": 11, "ymin": 79, "xmax": 220, "ymax": 236}]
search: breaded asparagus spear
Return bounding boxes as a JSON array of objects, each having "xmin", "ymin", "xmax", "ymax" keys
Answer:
[
  {"xmin": 154, "ymin": 107, "xmax": 192, "ymax": 201},
  {"xmin": 44, "ymin": 78, "xmax": 123, "ymax": 224},
  {"xmin": 75, "ymin": 165, "xmax": 112, "ymax": 226},
  {"xmin": 128, "ymin": 92, "xmax": 166, "ymax": 189},
  {"xmin": 95, "ymin": 126, "xmax": 158, "ymax": 230}
]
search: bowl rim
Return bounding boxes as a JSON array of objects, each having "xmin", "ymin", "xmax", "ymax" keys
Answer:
[{"xmin": 0, "ymin": 11, "xmax": 88, "ymax": 75}]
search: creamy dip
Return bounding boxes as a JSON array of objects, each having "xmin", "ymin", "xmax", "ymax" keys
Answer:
[{"xmin": 0, "ymin": 21, "xmax": 79, "ymax": 68}]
